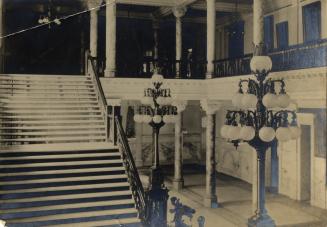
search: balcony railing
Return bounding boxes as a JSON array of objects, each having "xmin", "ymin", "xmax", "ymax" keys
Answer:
[
  {"xmin": 97, "ymin": 58, "xmax": 206, "ymax": 79},
  {"xmin": 213, "ymin": 38, "xmax": 327, "ymax": 78},
  {"xmin": 97, "ymin": 39, "xmax": 327, "ymax": 79}
]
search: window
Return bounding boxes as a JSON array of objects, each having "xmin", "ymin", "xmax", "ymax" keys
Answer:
[
  {"xmin": 276, "ymin": 22, "xmax": 289, "ymax": 49},
  {"xmin": 228, "ymin": 20, "xmax": 245, "ymax": 58},
  {"xmin": 303, "ymin": 1, "xmax": 321, "ymax": 42},
  {"xmin": 264, "ymin": 15, "xmax": 274, "ymax": 51}
]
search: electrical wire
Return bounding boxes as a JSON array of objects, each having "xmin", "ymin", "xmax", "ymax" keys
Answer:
[{"xmin": 0, "ymin": 1, "xmax": 112, "ymax": 39}]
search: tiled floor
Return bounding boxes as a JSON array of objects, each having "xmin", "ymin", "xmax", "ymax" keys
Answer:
[{"xmin": 140, "ymin": 168, "xmax": 327, "ymax": 227}]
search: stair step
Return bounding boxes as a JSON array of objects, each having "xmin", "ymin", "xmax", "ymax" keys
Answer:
[
  {"xmin": 0, "ymin": 100, "xmax": 99, "ymax": 104},
  {"xmin": 6, "ymin": 208, "xmax": 138, "ymax": 225},
  {"xmin": 0, "ymin": 169, "xmax": 126, "ymax": 183},
  {"xmin": 0, "ymin": 119, "xmax": 104, "ymax": 125},
  {"xmin": 0, "ymin": 114, "xmax": 103, "ymax": 120},
  {"xmin": 0, "ymin": 193, "xmax": 133, "ymax": 210},
  {"xmin": 0, "ymin": 156, "xmax": 121, "ymax": 168},
  {"xmin": 0, "ymin": 105, "xmax": 101, "ymax": 110},
  {"xmin": 0, "ymin": 75, "xmax": 89, "ymax": 81},
  {"xmin": 0, "ymin": 198, "xmax": 134, "ymax": 214},
  {"xmin": 0, "ymin": 152, "xmax": 120, "ymax": 161},
  {"xmin": 0, "ymin": 87, "xmax": 95, "ymax": 92},
  {"xmin": 0, "ymin": 94, "xmax": 97, "ymax": 99},
  {"xmin": 0, "ymin": 109, "xmax": 102, "ymax": 114},
  {"xmin": 0, "ymin": 181, "xmax": 130, "ymax": 201},
  {"xmin": 50, "ymin": 218, "xmax": 141, "ymax": 227},
  {"xmin": 1, "ymin": 199, "xmax": 135, "ymax": 220},
  {"xmin": 0, "ymin": 190, "xmax": 132, "ymax": 204},
  {"xmin": 0, "ymin": 162, "xmax": 123, "ymax": 174},
  {"xmin": 0, "ymin": 136, "xmax": 106, "ymax": 142},
  {"xmin": 0, "ymin": 91, "xmax": 96, "ymax": 95},
  {"xmin": 0, "ymin": 125, "xmax": 105, "ymax": 131},
  {"xmin": 0, "ymin": 166, "xmax": 124, "ymax": 177}
]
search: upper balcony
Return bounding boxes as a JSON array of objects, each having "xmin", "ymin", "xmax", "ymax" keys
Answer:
[{"xmin": 96, "ymin": 38, "xmax": 327, "ymax": 79}]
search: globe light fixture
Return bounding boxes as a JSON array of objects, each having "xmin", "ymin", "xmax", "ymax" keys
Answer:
[
  {"xmin": 221, "ymin": 43, "xmax": 300, "ymax": 227},
  {"xmin": 134, "ymin": 73, "xmax": 177, "ymax": 226}
]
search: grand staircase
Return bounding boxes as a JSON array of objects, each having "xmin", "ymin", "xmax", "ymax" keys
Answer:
[
  {"xmin": 0, "ymin": 74, "xmax": 107, "ymax": 146},
  {"xmin": 0, "ymin": 74, "xmax": 143, "ymax": 226}
]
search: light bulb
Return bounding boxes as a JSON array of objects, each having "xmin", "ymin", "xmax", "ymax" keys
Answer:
[
  {"xmin": 250, "ymin": 55, "xmax": 272, "ymax": 73},
  {"xmin": 133, "ymin": 114, "xmax": 143, "ymax": 123},
  {"xmin": 141, "ymin": 96, "xmax": 153, "ymax": 105},
  {"xmin": 241, "ymin": 93, "xmax": 257, "ymax": 109},
  {"xmin": 152, "ymin": 115, "xmax": 162, "ymax": 124},
  {"xmin": 220, "ymin": 125, "xmax": 231, "ymax": 139},
  {"xmin": 289, "ymin": 126, "xmax": 301, "ymax": 139},
  {"xmin": 276, "ymin": 127, "xmax": 292, "ymax": 141},
  {"xmin": 156, "ymin": 96, "xmax": 165, "ymax": 105},
  {"xmin": 262, "ymin": 93, "xmax": 278, "ymax": 108},
  {"xmin": 142, "ymin": 115, "xmax": 152, "ymax": 123},
  {"xmin": 259, "ymin": 127, "xmax": 275, "ymax": 142},
  {"xmin": 277, "ymin": 94, "xmax": 291, "ymax": 108},
  {"xmin": 232, "ymin": 93, "xmax": 243, "ymax": 108},
  {"xmin": 239, "ymin": 126, "xmax": 255, "ymax": 141},
  {"xmin": 227, "ymin": 126, "xmax": 241, "ymax": 141},
  {"xmin": 151, "ymin": 73, "xmax": 164, "ymax": 84}
]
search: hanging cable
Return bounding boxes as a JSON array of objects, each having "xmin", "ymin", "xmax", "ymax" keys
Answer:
[{"xmin": 0, "ymin": 1, "xmax": 113, "ymax": 39}]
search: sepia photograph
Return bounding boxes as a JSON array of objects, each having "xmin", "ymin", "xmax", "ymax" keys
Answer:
[{"xmin": 0, "ymin": 0, "xmax": 326, "ymax": 226}]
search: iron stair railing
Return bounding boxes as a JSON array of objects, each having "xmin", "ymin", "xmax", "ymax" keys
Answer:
[{"xmin": 115, "ymin": 116, "xmax": 148, "ymax": 225}]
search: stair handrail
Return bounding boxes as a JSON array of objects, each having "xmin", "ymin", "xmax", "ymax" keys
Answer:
[
  {"xmin": 115, "ymin": 116, "xmax": 148, "ymax": 224},
  {"xmin": 86, "ymin": 52, "xmax": 109, "ymax": 141}
]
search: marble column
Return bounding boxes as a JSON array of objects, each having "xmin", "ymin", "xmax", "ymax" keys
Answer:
[
  {"xmin": 172, "ymin": 6, "xmax": 186, "ymax": 79},
  {"xmin": 253, "ymin": 0, "xmax": 264, "ymax": 46},
  {"xmin": 206, "ymin": 0, "xmax": 216, "ymax": 79},
  {"xmin": 135, "ymin": 105, "xmax": 143, "ymax": 167},
  {"xmin": 0, "ymin": 0, "xmax": 4, "ymax": 73},
  {"xmin": 153, "ymin": 20, "xmax": 159, "ymax": 60},
  {"xmin": 107, "ymin": 99, "xmax": 121, "ymax": 144},
  {"xmin": 105, "ymin": 0, "xmax": 116, "ymax": 77},
  {"xmin": 269, "ymin": 140, "xmax": 279, "ymax": 194},
  {"xmin": 88, "ymin": 0, "xmax": 102, "ymax": 58},
  {"xmin": 200, "ymin": 100, "xmax": 221, "ymax": 208},
  {"xmin": 173, "ymin": 100, "xmax": 187, "ymax": 191}
]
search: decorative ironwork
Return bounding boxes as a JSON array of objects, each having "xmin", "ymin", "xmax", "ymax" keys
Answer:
[
  {"xmin": 115, "ymin": 117, "xmax": 148, "ymax": 224},
  {"xmin": 220, "ymin": 43, "xmax": 301, "ymax": 227},
  {"xmin": 214, "ymin": 38, "xmax": 327, "ymax": 77},
  {"xmin": 168, "ymin": 197, "xmax": 205, "ymax": 227}
]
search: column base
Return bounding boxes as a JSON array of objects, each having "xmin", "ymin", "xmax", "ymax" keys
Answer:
[
  {"xmin": 248, "ymin": 214, "xmax": 276, "ymax": 227},
  {"xmin": 267, "ymin": 186, "xmax": 278, "ymax": 194},
  {"xmin": 135, "ymin": 160, "xmax": 143, "ymax": 168},
  {"xmin": 205, "ymin": 72, "xmax": 213, "ymax": 79},
  {"xmin": 104, "ymin": 69, "xmax": 115, "ymax": 77},
  {"xmin": 172, "ymin": 178, "xmax": 184, "ymax": 191},
  {"xmin": 204, "ymin": 196, "xmax": 220, "ymax": 208}
]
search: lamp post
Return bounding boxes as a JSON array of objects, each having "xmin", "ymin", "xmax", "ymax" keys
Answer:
[
  {"xmin": 134, "ymin": 73, "xmax": 177, "ymax": 227},
  {"xmin": 220, "ymin": 44, "xmax": 301, "ymax": 227}
]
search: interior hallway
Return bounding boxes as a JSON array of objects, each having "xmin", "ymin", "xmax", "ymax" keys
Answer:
[{"xmin": 140, "ymin": 166, "xmax": 327, "ymax": 227}]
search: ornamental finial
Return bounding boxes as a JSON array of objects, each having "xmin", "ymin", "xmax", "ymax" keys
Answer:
[{"xmin": 254, "ymin": 42, "xmax": 268, "ymax": 56}]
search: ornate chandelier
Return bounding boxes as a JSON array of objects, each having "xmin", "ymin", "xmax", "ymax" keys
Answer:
[
  {"xmin": 220, "ymin": 43, "xmax": 301, "ymax": 227},
  {"xmin": 220, "ymin": 44, "xmax": 301, "ymax": 146},
  {"xmin": 38, "ymin": 0, "xmax": 61, "ymax": 28},
  {"xmin": 134, "ymin": 74, "xmax": 177, "ymax": 126}
]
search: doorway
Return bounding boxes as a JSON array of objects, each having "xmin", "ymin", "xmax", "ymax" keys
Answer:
[{"xmin": 299, "ymin": 125, "xmax": 311, "ymax": 201}]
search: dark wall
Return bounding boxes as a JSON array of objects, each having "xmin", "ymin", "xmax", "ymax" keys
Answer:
[{"xmin": 4, "ymin": 4, "xmax": 86, "ymax": 75}]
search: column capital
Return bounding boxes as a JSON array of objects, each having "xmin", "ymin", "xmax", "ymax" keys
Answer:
[
  {"xmin": 87, "ymin": 0, "xmax": 103, "ymax": 10},
  {"xmin": 107, "ymin": 98, "xmax": 121, "ymax": 107},
  {"xmin": 200, "ymin": 99, "xmax": 222, "ymax": 114},
  {"xmin": 105, "ymin": 0, "xmax": 116, "ymax": 3},
  {"xmin": 172, "ymin": 6, "xmax": 187, "ymax": 18},
  {"xmin": 173, "ymin": 100, "xmax": 188, "ymax": 113}
]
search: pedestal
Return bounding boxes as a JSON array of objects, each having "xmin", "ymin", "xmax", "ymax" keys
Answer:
[{"xmin": 147, "ymin": 166, "xmax": 169, "ymax": 227}]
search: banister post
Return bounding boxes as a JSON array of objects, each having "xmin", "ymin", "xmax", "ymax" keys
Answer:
[{"xmin": 108, "ymin": 99, "xmax": 121, "ymax": 145}]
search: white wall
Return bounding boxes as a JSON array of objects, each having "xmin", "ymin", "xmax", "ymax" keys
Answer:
[{"xmin": 215, "ymin": 0, "xmax": 327, "ymax": 59}]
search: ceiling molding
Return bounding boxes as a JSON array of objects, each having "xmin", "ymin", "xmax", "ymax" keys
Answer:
[
  {"xmin": 115, "ymin": 0, "xmax": 176, "ymax": 7},
  {"xmin": 191, "ymin": 2, "xmax": 252, "ymax": 13}
]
